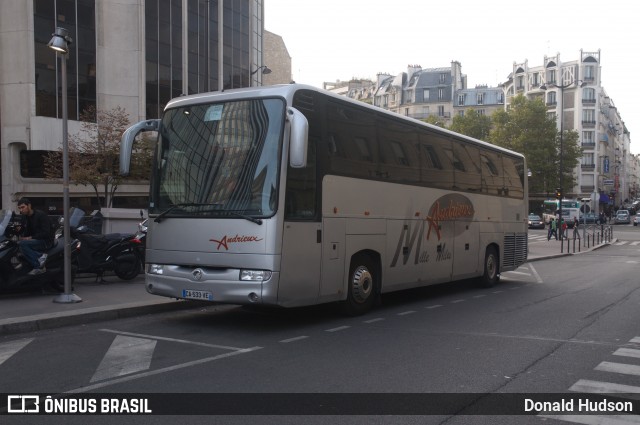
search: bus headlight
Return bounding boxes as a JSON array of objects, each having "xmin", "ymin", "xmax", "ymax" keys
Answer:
[
  {"xmin": 147, "ymin": 264, "xmax": 164, "ymax": 275},
  {"xmin": 240, "ymin": 270, "xmax": 272, "ymax": 281}
]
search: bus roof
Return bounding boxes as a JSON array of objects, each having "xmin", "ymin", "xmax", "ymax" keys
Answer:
[{"xmin": 164, "ymin": 84, "xmax": 525, "ymax": 160}]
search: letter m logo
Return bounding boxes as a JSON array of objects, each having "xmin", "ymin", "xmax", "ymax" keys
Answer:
[{"xmin": 390, "ymin": 220, "xmax": 424, "ymax": 267}]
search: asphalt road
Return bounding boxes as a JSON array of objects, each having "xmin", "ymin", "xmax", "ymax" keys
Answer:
[{"xmin": 3, "ymin": 230, "xmax": 640, "ymax": 425}]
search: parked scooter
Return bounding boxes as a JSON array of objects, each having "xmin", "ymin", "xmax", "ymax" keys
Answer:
[
  {"xmin": 71, "ymin": 219, "xmax": 142, "ymax": 282},
  {"xmin": 0, "ymin": 208, "xmax": 81, "ymax": 294}
]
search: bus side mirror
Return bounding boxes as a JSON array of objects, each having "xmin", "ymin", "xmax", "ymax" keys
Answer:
[
  {"xmin": 119, "ymin": 119, "xmax": 160, "ymax": 176},
  {"xmin": 287, "ymin": 107, "xmax": 308, "ymax": 168}
]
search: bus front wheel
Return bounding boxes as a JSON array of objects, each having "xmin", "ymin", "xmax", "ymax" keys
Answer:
[
  {"xmin": 479, "ymin": 246, "xmax": 500, "ymax": 288},
  {"xmin": 342, "ymin": 255, "xmax": 379, "ymax": 316}
]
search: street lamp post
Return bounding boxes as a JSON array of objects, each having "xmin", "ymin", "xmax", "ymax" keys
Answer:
[
  {"xmin": 541, "ymin": 78, "xmax": 586, "ymax": 241},
  {"xmin": 48, "ymin": 27, "xmax": 81, "ymax": 303}
]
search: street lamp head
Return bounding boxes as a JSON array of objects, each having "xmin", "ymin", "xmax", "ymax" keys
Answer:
[
  {"xmin": 48, "ymin": 27, "xmax": 73, "ymax": 54},
  {"xmin": 250, "ymin": 65, "xmax": 272, "ymax": 76}
]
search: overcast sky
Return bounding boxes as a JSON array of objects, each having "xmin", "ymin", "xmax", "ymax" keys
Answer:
[{"xmin": 265, "ymin": 0, "xmax": 637, "ymax": 153}]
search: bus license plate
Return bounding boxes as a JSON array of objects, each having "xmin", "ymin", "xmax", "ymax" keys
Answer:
[{"xmin": 182, "ymin": 289, "xmax": 213, "ymax": 301}]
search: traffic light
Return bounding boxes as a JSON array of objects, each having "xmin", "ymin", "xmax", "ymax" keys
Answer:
[{"xmin": 555, "ymin": 188, "xmax": 562, "ymax": 199}]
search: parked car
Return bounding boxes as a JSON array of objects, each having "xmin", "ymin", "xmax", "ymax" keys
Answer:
[
  {"xmin": 579, "ymin": 212, "xmax": 600, "ymax": 224},
  {"xmin": 615, "ymin": 209, "xmax": 631, "ymax": 225},
  {"xmin": 634, "ymin": 214, "xmax": 640, "ymax": 226},
  {"xmin": 527, "ymin": 214, "xmax": 545, "ymax": 229}
]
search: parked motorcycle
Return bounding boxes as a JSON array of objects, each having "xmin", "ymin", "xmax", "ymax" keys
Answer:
[
  {"xmin": 72, "ymin": 220, "xmax": 142, "ymax": 282},
  {"xmin": 0, "ymin": 208, "xmax": 81, "ymax": 294}
]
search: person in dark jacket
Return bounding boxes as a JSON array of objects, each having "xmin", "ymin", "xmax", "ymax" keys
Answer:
[{"xmin": 17, "ymin": 197, "xmax": 53, "ymax": 275}]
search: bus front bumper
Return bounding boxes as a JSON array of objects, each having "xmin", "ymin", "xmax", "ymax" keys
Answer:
[{"xmin": 144, "ymin": 264, "xmax": 279, "ymax": 305}]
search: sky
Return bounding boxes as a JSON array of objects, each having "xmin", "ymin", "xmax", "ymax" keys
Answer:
[{"xmin": 264, "ymin": 0, "xmax": 638, "ymax": 153}]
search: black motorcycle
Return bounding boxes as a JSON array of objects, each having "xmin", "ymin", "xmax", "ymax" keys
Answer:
[
  {"xmin": 72, "ymin": 222, "xmax": 142, "ymax": 282},
  {"xmin": 0, "ymin": 208, "xmax": 80, "ymax": 294}
]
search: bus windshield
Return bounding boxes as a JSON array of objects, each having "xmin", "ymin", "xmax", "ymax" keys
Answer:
[{"xmin": 150, "ymin": 98, "xmax": 285, "ymax": 219}]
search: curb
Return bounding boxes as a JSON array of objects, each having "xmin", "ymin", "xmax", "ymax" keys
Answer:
[
  {"xmin": 0, "ymin": 299, "xmax": 206, "ymax": 336},
  {"xmin": 527, "ymin": 238, "xmax": 615, "ymax": 263}
]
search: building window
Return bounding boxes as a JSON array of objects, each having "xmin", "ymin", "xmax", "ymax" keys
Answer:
[
  {"xmin": 531, "ymin": 72, "xmax": 540, "ymax": 87},
  {"xmin": 582, "ymin": 131, "xmax": 595, "ymax": 145},
  {"xmin": 477, "ymin": 109, "xmax": 486, "ymax": 116},
  {"xmin": 584, "ymin": 65, "xmax": 595, "ymax": 81},
  {"xmin": 438, "ymin": 88, "xmax": 444, "ymax": 101},
  {"xmin": 547, "ymin": 69, "xmax": 556, "ymax": 85},
  {"xmin": 477, "ymin": 93, "xmax": 484, "ymax": 105},
  {"xmin": 582, "ymin": 109, "xmax": 596, "ymax": 124},
  {"xmin": 437, "ymin": 105, "xmax": 445, "ymax": 117},
  {"xmin": 458, "ymin": 94, "xmax": 465, "ymax": 106},
  {"xmin": 439, "ymin": 73, "xmax": 447, "ymax": 83},
  {"xmin": 582, "ymin": 87, "xmax": 596, "ymax": 104},
  {"xmin": 458, "ymin": 110, "xmax": 464, "ymax": 117},
  {"xmin": 34, "ymin": 0, "xmax": 97, "ymax": 120},
  {"xmin": 547, "ymin": 91, "xmax": 557, "ymax": 105}
]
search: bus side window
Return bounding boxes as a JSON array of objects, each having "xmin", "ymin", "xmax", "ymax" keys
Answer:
[
  {"xmin": 479, "ymin": 151, "xmax": 504, "ymax": 195},
  {"xmin": 417, "ymin": 130, "xmax": 452, "ymax": 190},
  {"xmin": 452, "ymin": 141, "xmax": 482, "ymax": 193},
  {"xmin": 502, "ymin": 155, "xmax": 525, "ymax": 199}
]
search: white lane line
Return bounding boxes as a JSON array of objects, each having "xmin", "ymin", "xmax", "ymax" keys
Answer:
[
  {"xmin": 528, "ymin": 263, "xmax": 543, "ymax": 283},
  {"xmin": 0, "ymin": 338, "xmax": 34, "ymax": 366},
  {"xmin": 91, "ymin": 335, "xmax": 157, "ymax": 382},
  {"xmin": 569, "ymin": 379, "xmax": 640, "ymax": 394},
  {"xmin": 100, "ymin": 329, "xmax": 244, "ymax": 351},
  {"xmin": 67, "ymin": 346, "xmax": 262, "ymax": 394},
  {"xmin": 280, "ymin": 336, "xmax": 309, "ymax": 343},
  {"xmin": 451, "ymin": 299, "xmax": 465, "ymax": 304},
  {"xmin": 614, "ymin": 348, "xmax": 640, "ymax": 359},
  {"xmin": 595, "ymin": 361, "xmax": 640, "ymax": 377},
  {"xmin": 492, "ymin": 291, "xmax": 503, "ymax": 294},
  {"xmin": 426, "ymin": 305, "xmax": 443, "ymax": 309},
  {"xmin": 363, "ymin": 318, "xmax": 385, "ymax": 324},
  {"xmin": 397, "ymin": 311, "xmax": 416, "ymax": 316},
  {"xmin": 472, "ymin": 295, "xmax": 486, "ymax": 299},
  {"xmin": 325, "ymin": 326, "xmax": 350, "ymax": 332}
]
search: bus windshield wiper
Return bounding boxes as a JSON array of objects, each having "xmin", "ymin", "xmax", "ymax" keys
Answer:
[
  {"xmin": 224, "ymin": 210, "xmax": 263, "ymax": 225},
  {"xmin": 154, "ymin": 202, "xmax": 223, "ymax": 223}
]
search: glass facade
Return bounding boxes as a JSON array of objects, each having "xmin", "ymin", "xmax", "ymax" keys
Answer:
[{"xmin": 33, "ymin": 0, "xmax": 96, "ymax": 120}]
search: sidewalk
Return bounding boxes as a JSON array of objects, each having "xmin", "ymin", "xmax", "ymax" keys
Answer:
[
  {"xmin": 0, "ymin": 237, "xmax": 614, "ymax": 336},
  {"xmin": 0, "ymin": 275, "xmax": 202, "ymax": 335}
]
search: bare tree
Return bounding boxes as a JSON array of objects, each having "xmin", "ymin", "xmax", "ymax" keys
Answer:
[{"xmin": 44, "ymin": 105, "xmax": 153, "ymax": 209}]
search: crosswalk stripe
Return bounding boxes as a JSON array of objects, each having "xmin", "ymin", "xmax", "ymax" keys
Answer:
[
  {"xmin": 614, "ymin": 348, "xmax": 640, "ymax": 359},
  {"xmin": 0, "ymin": 338, "xmax": 34, "ymax": 366},
  {"xmin": 615, "ymin": 241, "xmax": 629, "ymax": 245},
  {"xmin": 90, "ymin": 335, "xmax": 157, "ymax": 382},
  {"xmin": 631, "ymin": 241, "xmax": 640, "ymax": 246},
  {"xmin": 569, "ymin": 379, "xmax": 640, "ymax": 394},
  {"xmin": 540, "ymin": 415, "xmax": 640, "ymax": 424},
  {"xmin": 595, "ymin": 361, "xmax": 640, "ymax": 377}
]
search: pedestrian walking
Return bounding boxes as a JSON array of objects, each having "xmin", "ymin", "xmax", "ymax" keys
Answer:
[{"xmin": 548, "ymin": 218, "xmax": 557, "ymax": 241}]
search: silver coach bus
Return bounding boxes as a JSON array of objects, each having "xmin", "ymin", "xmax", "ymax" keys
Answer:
[{"xmin": 120, "ymin": 84, "xmax": 527, "ymax": 315}]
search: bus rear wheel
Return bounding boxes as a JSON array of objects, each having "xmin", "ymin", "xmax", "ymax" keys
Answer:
[
  {"xmin": 479, "ymin": 246, "xmax": 499, "ymax": 288},
  {"xmin": 342, "ymin": 255, "xmax": 379, "ymax": 316}
]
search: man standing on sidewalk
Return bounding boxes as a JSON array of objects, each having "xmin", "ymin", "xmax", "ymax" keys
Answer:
[
  {"xmin": 548, "ymin": 218, "xmax": 558, "ymax": 241},
  {"xmin": 16, "ymin": 198, "xmax": 53, "ymax": 275}
]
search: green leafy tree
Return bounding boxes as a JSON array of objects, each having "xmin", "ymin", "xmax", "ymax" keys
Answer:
[
  {"xmin": 422, "ymin": 115, "xmax": 446, "ymax": 128},
  {"xmin": 44, "ymin": 106, "xmax": 153, "ymax": 208},
  {"xmin": 489, "ymin": 95, "xmax": 581, "ymax": 197},
  {"xmin": 449, "ymin": 108, "xmax": 492, "ymax": 140}
]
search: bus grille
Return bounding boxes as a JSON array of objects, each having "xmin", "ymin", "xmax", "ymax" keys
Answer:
[{"xmin": 503, "ymin": 233, "xmax": 527, "ymax": 269}]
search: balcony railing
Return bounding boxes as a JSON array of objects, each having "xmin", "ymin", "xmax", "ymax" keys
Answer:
[
  {"xmin": 581, "ymin": 163, "xmax": 596, "ymax": 170},
  {"xmin": 582, "ymin": 120, "xmax": 596, "ymax": 128},
  {"xmin": 581, "ymin": 142, "xmax": 596, "ymax": 149},
  {"xmin": 582, "ymin": 98, "xmax": 596, "ymax": 104}
]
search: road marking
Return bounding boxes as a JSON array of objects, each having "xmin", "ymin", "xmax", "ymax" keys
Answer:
[
  {"xmin": 615, "ymin": 348, "xmax": 640, "ymax": 359},
  {"xmin": 451, "ymin": 299, "xmax": 465, "ymax": 303},
  {"xmin": 472, "ymin": 294, "xmax": 486, "ymax": 299},
  {"xmin": 100, "ymin": 329, "xmax": 245, "ymax": 351},
  {"xmin": 397, "ymin": 311, "xmax": 416, "ymax": 316},
  {"xmin": 630, "ymin": 337, "xmax": 640, "ymax": 344},
  {"xmin": 492, "ymin": 291, "xmax": 503, "ymax": 294},
  {"xmin": 67, "ymin": 346, "xmax": 262, "ymax": 394},
  {"xmin": 569, "ymin": 379, "xmax": 640, "ymax": 394},
  {"xmin": 528, "ymin": 263, "xmax": 543, "ymax": 283},
  {"xmin": 325, "ymin": 326, "xmax": 350, "ymax": 332},
  {"xmin": 595, "ymin": 361, "xmax": 640, "ymax": 377},
  {"xmin": 279, "ymin": 336, "xmax": 309, "ymax": 343},
  {"xmin": 540, "ymin": 415, "xmax": 640, "ymax": 424},
  {"xmin": 91, "ymin": 335, "xmax": 156, "ymax": 382},
  {"xmin": 363, "ymin": 318, "xmax": 385, "ymax": 323},
  {"xmin": 0, "ymin": 338, "xmax": 34, "ymax": 366},
  {"xmin": 426, "ymin": 304, "xmax": 443, "ymax": 309}
]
